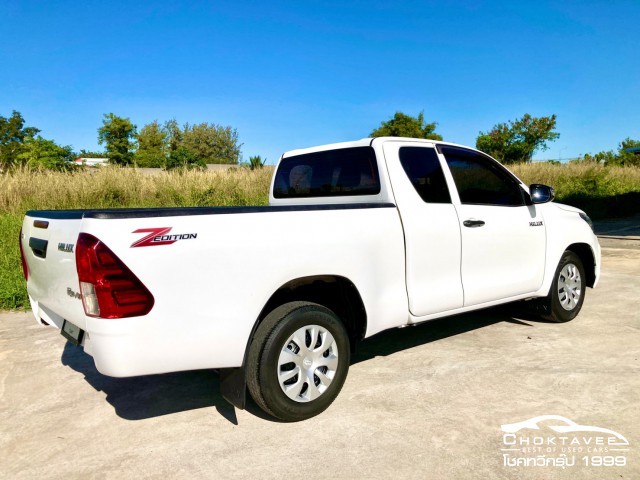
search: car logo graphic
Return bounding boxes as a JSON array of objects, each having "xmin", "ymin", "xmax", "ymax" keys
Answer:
[{"xmin": 501, "ymin": 415, "xmax": 629, "ymax": 446}]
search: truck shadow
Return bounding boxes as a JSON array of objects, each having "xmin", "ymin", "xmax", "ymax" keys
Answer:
[
  {"xmin": 352, "ymin": 306, "xmax": 545, "ymax": 364},
  {"xmin": 60, "ymin": 306, "xmax": 545, "ymax": 424},
  {"xmin": 60, "ymin": 344, "xmax": 240, "ymax": 424}
]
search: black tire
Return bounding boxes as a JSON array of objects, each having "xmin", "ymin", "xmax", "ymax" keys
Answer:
[
  {"xmin": 246, "ymin": 301, "xmax": 351, "ymax": 422},
  {"xmin": 542, "ymin": 251, "xmax": 586, "ymax": 323}
]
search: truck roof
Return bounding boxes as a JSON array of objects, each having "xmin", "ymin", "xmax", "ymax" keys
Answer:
[{"xmin": 281, "ymin": 137, "xmax": 481, "ymax": 159}]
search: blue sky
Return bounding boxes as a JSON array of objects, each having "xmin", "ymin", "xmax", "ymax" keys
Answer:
[{"xmin": 1, "ymin": 0, "xmax": 638, "ymax": 163}]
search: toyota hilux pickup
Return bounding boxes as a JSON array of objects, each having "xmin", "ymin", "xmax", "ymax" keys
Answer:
[{"xmin": 20, "ymin": 137, "xmax": 601, "ymax": 421}]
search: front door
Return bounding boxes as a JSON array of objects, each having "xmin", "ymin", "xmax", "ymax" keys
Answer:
[{"xmin": 438, "ymin": 145, "xmax": 546, "ymax": 306}]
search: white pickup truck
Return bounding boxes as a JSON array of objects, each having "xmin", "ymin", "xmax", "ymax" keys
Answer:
[{"xmin": 20, "ymin": 137, "xmax": 600, "ymax": 421}]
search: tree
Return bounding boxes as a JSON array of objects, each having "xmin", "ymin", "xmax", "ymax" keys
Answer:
[
  {"xmin": 136, "ymin": 120, "xmax": 167, "ymax": 167},
  {"xmin": 370, "ymin": 111, "xmax": 442, "ymax": 140},
  {"xmin": 181, "ymin": 122, "xmax": 241, "ymax": 164},
  {"xmin": 163, "ymin": 119, "xmax": 183, "ymax": 153},
  {"xmin": 616, "ymin": 138, "xmax": 640, "ymax": 166},
  {"xmin": 165, "ymin": 146, "xmax": 205, "ymax": 170},
  {"xmin": 97, "ymin": 113, "xmax": 137, "ymax": 166},
  {"xmin": 17, "ymin": 136, "xmax": 75, "ymax": 171},
  {"xmin": 0, "ymin": 110, "xmax": 40, "ymax": 171},
  {"xmin": 579, "ymin": 150, "xmax": 616, "ymax": 165},
  {"xmin": 581, "ymin": 137, "xmax": 640, "ymax": 167},
  {"xmin": 476, "ymin": 113, "xmax": 560, "ymax": 164}
]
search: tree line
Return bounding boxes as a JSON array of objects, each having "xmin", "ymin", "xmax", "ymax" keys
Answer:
[
  {"xmin": 98, "ymin": 114, "xmax": 243, "ymax": 169},
  {"xmin": 371, "ymin": 111, "xmax": 639, "ymax": 166},
  {"xmin": 1, "ymin": 109, "xmax": 637, "ymax": 172},
  {"xmin": 0, "ymin": 111, "xmax": 244, "ymax": 172}
]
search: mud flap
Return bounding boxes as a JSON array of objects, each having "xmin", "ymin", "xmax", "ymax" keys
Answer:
[{"xmin": 219, "ymin": 367, "xmax": 246, "ymax": 410}]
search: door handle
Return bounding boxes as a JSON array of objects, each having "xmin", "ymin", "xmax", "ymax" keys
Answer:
[
  {"xmin": 29, "ymin": 237, "xmax": 49, "ymax": 258},
  {"xmin": 463, "ymin": 219, "xmax": 485, "ymax": 228}
]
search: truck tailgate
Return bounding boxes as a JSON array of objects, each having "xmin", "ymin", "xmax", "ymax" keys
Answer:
[{"xmin": 21, "ymin": 211, "xmax": 87, "ymax": 330}]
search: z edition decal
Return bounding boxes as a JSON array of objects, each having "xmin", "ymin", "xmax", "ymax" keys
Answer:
[
  {"xmin": 500, "ymin": 415, "xmax": 630, "ymax": 469},
  {"xmin": 130, "ymin": 227, "xmax": 198, "ymax": 248}
]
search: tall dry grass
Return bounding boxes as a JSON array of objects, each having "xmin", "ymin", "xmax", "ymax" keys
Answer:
[
  {"xmin": 512, "ymin": 162, "xmax": 640, "ymax": 219},
  {"xmin": 511, "ymin": 162, "xmax": 640, "ymax": 199},
  {"xmin": 2, "ymin": 162, "xmax": 637, "ymax": 215},
  {"xmin": 0, "ymin": 166, "xmax": 273, "ymax": 214}
]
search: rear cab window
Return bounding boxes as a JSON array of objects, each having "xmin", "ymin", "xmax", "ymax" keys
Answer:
[
  {"xmin": 399, "ymin": 146, "xmax": 451, "ymax": 204},
  {"xmin": 273, "ymin": 147, "xmax": 381, "ymax": 199}
]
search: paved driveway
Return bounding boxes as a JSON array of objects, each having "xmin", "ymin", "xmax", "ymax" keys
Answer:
[{"xmin": 1, "ymin": 237, "xmax": 638, "ymax": 479}]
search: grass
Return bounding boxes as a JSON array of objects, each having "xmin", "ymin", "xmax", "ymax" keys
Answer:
[
  {"xmin": 0, "ymin": 214, "xmax": 27, "ymax": 310},
  {"xmin": 2, "ymin": 162, "xmax": 639, "ymax": 311},
  {"xmin": 0, "ymin": 166, "xmax": 272, "ymax": 214},
  {"xmin": 512, "ymin": 162, "xmax": 640, "ymax": 219}
]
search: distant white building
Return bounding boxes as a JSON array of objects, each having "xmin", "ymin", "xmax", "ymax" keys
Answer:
[{"xmin": 74, "ymin": 157, "xmax": 109, "ymax": 167}]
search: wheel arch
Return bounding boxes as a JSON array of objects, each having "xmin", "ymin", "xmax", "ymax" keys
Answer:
[
  {"xmin": 566, "ymin": 242, "xmax": 596, "ymax": 288},
  {"xmin": 254, "ymin": 275, "xmax": 368, "ymax": 347}
]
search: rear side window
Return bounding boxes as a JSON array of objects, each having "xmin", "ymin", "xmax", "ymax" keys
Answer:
[
  {"xmin": 273, "ymin": 146, "xmax": 380, "ymax": 198},
  {"xmin": 440, "ymin": 146, "xmax": 524, "ymax": 206},
  {"xmin": 399, "ymin": 147, "xmax": 451, "ymax": 203}
]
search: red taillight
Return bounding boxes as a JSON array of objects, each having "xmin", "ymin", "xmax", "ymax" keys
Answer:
[
  {"xmin": 75, "ymin": 233, "xmax": 154, "ymax": 319},
  {"xmin": 19, "ymin": 227, "xmax": 29, "ymax": 281}
]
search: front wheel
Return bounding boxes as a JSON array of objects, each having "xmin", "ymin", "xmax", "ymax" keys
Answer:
[
  {"xmin": 543, "ymin": 251, "xmax": 586, "ymax": 323},
  {"xmin": 246, "ymin": 302, "xmax": 351, "ymax": 421}
]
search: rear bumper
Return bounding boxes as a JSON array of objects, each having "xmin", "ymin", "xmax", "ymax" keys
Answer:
[
  {"xmin": 29, "ymin": 297, "xmax": 246, "ymax": 377},
  {"xmin": 85, "ymin": 313, "xmax": 247, "ymax": 377}
]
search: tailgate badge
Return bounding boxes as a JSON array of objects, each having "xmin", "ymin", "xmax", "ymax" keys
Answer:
[{"xmin": 58, "ymin": 243, "xmax": 75, "ymax": 253}]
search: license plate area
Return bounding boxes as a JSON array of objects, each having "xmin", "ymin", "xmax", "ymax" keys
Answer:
[{"xmin": 61, "ymin": 320, "xmax": 84, "ymax": 346}]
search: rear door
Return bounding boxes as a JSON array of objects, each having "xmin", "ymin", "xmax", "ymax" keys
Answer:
[
  {"xmin": 438, "ymin": 146, "xmax": 546, "ymax": 306},
  {"xmin": 383, "ymin": 141, "xmax": 464, "ymax": 316}
]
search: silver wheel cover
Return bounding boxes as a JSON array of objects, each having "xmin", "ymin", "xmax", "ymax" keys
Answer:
[
  {"xmin": 277, "ymin": 325, "xmax": 339, "ymax": 403},
  {"xmin": 557, "ymin": 263, "xmax": 582, "ymax": 311}
]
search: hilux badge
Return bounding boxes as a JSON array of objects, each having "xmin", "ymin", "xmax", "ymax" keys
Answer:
[{"xmin": 58, "ymin": 243, "xmax": 74, "ymax": 253}]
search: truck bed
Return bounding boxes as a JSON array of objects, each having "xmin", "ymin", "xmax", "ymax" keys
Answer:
[{"xmin": 21, "ymin": 203, "xmax": 408, "ymax": 376}]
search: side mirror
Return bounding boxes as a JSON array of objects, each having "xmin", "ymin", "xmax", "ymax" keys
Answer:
[{"xmin": 529, "ymin": 184, "xmax": 555, "ymax": 204}]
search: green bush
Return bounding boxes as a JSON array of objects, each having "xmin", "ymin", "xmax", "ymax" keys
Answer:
[
  {"xmin": 166, "ymin": 147, "xmax": 205, "ymax": 170},
  {"xmin": 248, "ymin": 155, "xmax": 267, "ymax": 170}
]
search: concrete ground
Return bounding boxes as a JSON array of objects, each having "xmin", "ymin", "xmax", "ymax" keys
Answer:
[
  {"xmin": 594, "ymin": 213, "xmax": 640, "ymax": 249},
  {"xmin": 1, "ymin": 223, "xmax": 638, "ymax": 479}
]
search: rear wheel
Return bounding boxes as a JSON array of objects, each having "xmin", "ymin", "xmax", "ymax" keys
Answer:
[
  {"xmin": 247, "ymin": 301, "xmax": 350, "ymax": 421},
  {"xmin": 543, "ymin": 251, "xmax": 586, "ymax": 323}
]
